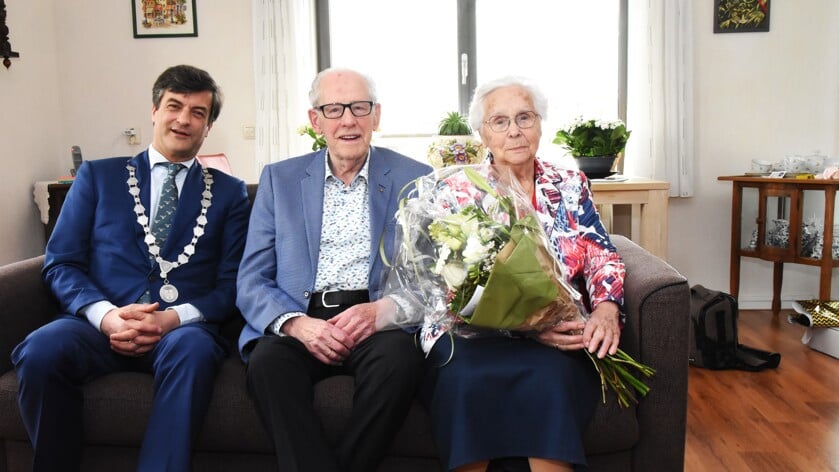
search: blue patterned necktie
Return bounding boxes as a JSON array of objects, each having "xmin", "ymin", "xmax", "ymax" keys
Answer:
[{"xmin": 151, "ymin": 162, "xmax": 184, "ymax": 246}]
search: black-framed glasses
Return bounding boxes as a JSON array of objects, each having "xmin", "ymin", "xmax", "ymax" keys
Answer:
[
  {"xmin": 316, "ymin": 101, "xmax": 375, "ymax": 119},
  {"xmin": 484, "ymin": 111, "xmax": 541, "ymax": 133}
]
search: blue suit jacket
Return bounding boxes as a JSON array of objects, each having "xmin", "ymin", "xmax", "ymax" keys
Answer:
[
  {"xmin": 43, "ymin": 151, "xmax": 250, "ymax": 329},
  {"xmin": 236, "ymin": 147, "xmax": 431, "ymax": 359}
]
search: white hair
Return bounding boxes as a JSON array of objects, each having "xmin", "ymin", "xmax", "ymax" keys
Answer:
[
  {"xmin": 468, "ymin": 76, "xmax": 548, "ymax": 132},
  {"xmin": 308, "ymin": 67, "xmax": 378, "ymax": 107}
]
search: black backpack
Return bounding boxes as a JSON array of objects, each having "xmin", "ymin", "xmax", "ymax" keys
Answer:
[{"xmin": 689, "ymin": 285, "xmax": 781, "ymax": 371}]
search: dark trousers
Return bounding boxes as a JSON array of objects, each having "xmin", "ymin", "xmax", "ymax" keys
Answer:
[
  {"xmin": 245, "ymin": 306, "xmax": 423, "ymax": 472},
  {"xmin": 11, "ymin": 315, "xmax": 226, "ymax": 472}
]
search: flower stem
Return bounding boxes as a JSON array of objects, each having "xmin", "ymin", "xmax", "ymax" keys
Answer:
[{"xmin": 584, "ymin": 349, "xmax": 655, "ymax": 408}]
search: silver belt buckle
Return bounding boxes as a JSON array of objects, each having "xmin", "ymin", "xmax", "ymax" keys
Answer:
[{"xmin": 321, "ymin": 290, "xmax": 340, "ymax": 308}]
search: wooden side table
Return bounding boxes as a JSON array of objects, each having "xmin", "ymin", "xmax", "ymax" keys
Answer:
[
  {"xmin": 590, "ymin": 178, "xmax": 670, "ymax": 259},
  {"xmin": 718, "ymin": 175, "xmax": 839, "ymax": 315}
]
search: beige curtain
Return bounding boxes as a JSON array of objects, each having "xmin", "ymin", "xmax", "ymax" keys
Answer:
[
  {"xmin": 252, "ymin": 0, "xmax": 317, "ymax": 171},
  {"xmin": 626, "ymin": 0, "xmax": 694, "ymax": 197}
]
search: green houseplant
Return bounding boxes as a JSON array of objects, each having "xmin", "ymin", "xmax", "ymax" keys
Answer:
[
  {"xmin": 437, "ymin": 111, "xmax": 473, "ymax": 136},
  {"xmin": 553, "ymin": 117, "xmax": 630, "ymax": 157},
  {"xmin": 553, "ymin": 117, "xmax": 631, "ymax": 178},
  {"xmin": 427, "ymin": 111, "xmax": 485, "ymax": 168}
]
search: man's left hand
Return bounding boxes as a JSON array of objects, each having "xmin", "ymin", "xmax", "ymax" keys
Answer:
[{"xmin": 109, "ymin": 308, "xmax": 181, "ymax": 356}]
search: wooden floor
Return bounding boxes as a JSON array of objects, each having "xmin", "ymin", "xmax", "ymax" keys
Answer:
[{"xmin": 685, "ymin": 310, "xmax": 839, "ymax": 472}]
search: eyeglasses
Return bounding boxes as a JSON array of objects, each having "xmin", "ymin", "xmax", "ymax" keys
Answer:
[
  {"xmin": 316, "ymin": 101, "xmax": 375, "ymax": 119},
  {"xmin": 484, "ymin": 111, "xmax": 541, "ymax": 133}
]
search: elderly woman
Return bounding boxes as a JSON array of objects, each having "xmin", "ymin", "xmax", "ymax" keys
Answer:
[{"xmin": 420, "ymin": 77, "xmax": 626, "ymax": 472}]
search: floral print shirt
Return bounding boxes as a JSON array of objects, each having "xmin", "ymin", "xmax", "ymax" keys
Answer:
[{"xmin": 314, "ymin": 153, "xmax": 371, "ymax": 291}]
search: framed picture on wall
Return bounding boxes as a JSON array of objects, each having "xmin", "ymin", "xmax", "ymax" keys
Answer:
[
  {"xmin": 132, "ymin": 0, "xmax": 198, "ymax": 38},
  {"xmin": 714, "ymin": 0, "xmax": 770, "ymax": 33}
]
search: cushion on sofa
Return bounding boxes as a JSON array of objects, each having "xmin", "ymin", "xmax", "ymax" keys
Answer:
[{"xmin": 0, "ymin": 361, "xmax": 436, "ymax": 459}]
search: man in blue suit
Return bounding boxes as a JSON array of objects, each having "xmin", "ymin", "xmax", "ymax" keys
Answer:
[
  {"xmin": 12, "ymin": 65, "xmax": 250, "ymax": 471},
  {"xmin": 237, "ymin": 68, "xmax": 432, "ymax": 472}
]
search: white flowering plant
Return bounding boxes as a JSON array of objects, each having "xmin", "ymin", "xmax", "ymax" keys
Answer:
[
  {"xmin": 386, "ymin": 165, "xmax": 655, "ymax": 407},
  {"xmin": 553, "ymin": 117, "xmax": 631, "ymax": 158}
]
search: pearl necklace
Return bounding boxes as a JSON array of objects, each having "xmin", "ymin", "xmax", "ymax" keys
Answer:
[{"xmin": 126, "ymin": 163, "xmax": 213, "ymax": 303}]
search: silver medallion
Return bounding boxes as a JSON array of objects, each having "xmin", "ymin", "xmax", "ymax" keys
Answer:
[{"xmin": 160, "ymin": 284, "xmax": 179, "ymax": 303}]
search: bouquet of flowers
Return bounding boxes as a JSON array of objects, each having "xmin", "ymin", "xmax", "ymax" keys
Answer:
[{"xmin": 386, "ymin": 164, "xmax": 654, "ymax": 407}]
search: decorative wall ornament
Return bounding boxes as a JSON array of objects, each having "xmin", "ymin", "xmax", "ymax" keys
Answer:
[
  {"xmin": 0, "ymin": 0, "xmax": 20, "ymax": 69},
  {"xmin": 714, "ymin": 0, "xmax": 770, "ymax": 34}
]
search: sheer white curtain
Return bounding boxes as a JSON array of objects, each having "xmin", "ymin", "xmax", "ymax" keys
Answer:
[
  {"xmin": 626, "ymin": 0, "xmax": 694, "ymax": 197},
  {"xmin": 252, "ymin": 0, "xmax": 317, "ymax": 172}
]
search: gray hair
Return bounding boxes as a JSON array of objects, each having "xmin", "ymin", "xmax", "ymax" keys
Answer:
[
  {"xmin": 468, "ymin": 76, "xmax": 548, "ymax": 132},
  {"xmin": 308, "ymin": 68, "xmax": 378, "ymax": 107}
]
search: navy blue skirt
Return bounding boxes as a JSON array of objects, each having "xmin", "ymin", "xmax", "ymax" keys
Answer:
[{"xmin": 421, "ymin": 333, "xmax": 600, "ymax": 471}]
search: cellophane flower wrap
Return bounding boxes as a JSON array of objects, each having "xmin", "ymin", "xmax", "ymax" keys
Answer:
[{"xmin": 384, "ymin": 164, "xmax": 655, "ymax": 408}]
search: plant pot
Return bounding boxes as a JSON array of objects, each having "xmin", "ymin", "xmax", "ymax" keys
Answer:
[
  {"xmin": 573, "ymin": 155, "xmax": 617, "ymax": 179},
  {"xmin": 427, "ymin": 135, "xmax": 486, "ymax": 168}
]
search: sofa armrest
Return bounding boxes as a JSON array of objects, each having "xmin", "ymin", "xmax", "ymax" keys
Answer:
[
  {"xmin": 0, "ymin": 256, "xmax": 59, "ymax": 374},
  {"xmin": 611, "ymin": 235, "xmax": 690, "ymax": 472}
]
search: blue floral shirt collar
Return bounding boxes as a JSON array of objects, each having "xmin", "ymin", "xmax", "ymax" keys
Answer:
[{"xmin": 324, "ymin": 148, "xmax": 370, "ymax": 185}]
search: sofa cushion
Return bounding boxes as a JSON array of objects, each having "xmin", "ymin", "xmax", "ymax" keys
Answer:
[{"xmin": 0, "ymin": 358, "xmax": 437, "ymax": 458}]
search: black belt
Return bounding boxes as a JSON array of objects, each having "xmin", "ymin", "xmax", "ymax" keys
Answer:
[{"xmin": 310, "ymin": 290, "xmax": 369, "ymax": 310}]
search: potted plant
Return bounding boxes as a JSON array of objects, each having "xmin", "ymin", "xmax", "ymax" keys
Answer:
[
  {"xmin": 427, "ymin": 112, "xmax": 485, "ymax": 168},
  {"xmin": 297, "ymin": 124, "xmax": 327, "ymax": 151},
  {"xmin": 553, "ymin": 117, "xmax": 631, "ymax": 178}
]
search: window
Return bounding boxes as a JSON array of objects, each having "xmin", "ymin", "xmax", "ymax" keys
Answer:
[{"xmin": 318, "ymin": 0, "xmax": 625, "ymax": 159}]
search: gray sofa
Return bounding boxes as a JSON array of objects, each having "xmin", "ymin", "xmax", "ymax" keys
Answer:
[{"xmin": 0, "ymin": 226, "xmax": 689, "ymax": 471}]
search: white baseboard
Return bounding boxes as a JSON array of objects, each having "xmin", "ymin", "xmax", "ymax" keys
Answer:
[{"xmin": 736, "ymin": 293, "xmax": 820, "ymax": 310}]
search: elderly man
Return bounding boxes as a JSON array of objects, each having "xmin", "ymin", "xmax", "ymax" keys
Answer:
[{"xmin": 236, "ymin": 68, "xmax": 431, "ymax": 472}]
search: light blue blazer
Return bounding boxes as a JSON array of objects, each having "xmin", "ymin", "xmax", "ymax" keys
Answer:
[{"xmin": 236, "ymin": 147, "xmax": 431, "ymax": 359}]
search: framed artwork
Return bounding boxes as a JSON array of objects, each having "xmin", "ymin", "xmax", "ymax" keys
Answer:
[
  {"xmin": 132, "ymin": 0, "xmax": 197, "ymax": 38},
  {"xmin": 714, "ymin": 0, "xmax": 770, "ymax": 33}
]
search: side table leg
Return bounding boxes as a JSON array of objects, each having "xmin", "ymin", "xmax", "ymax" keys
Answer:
[{"xmin": 772, "ymin": 262, "xmax": 783, "ymax": 316}]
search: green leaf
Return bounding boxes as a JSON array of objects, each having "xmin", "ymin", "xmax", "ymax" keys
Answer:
[
  {"xmin": 553, "ymin": 117, "xmax": 630, "ymax": 157},
  {"xmin": 438, "ymin": 111, "xmax": 473, "ymax": 135}
]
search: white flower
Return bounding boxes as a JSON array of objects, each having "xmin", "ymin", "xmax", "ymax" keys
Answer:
[
  {"xmin": 434, "ymin": 245, "xmax": 452, "ymax": 275},
  {"xmin": 460, "ymin": 215, "xmax": 479, "ymax": 237},
  {"xmin": 440, "ymin": 261, "xmax": 468, "ymax": 290},
  {"xmin": 462, "ymin": 234, "xmax": 491, "ymax": 265},
  {"xmin": 479, "ymin": 227, "xmax": 496, "ymax": 241}
]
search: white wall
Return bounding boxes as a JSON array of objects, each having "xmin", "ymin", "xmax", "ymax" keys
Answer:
[
  {"xmin": 671, "ymin": 1, "xmax": 839, "ymax": 308},
  {"xmin": 0, "ymin": 0, "xmax": 255, "ymax": 265},
  {"xmin": 0, "ymin": 0, "xmax": 62, "ymax": 265},
  {"xmin": 1, "ymin": 1, "xmax": 839, "ymax": 309}
]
